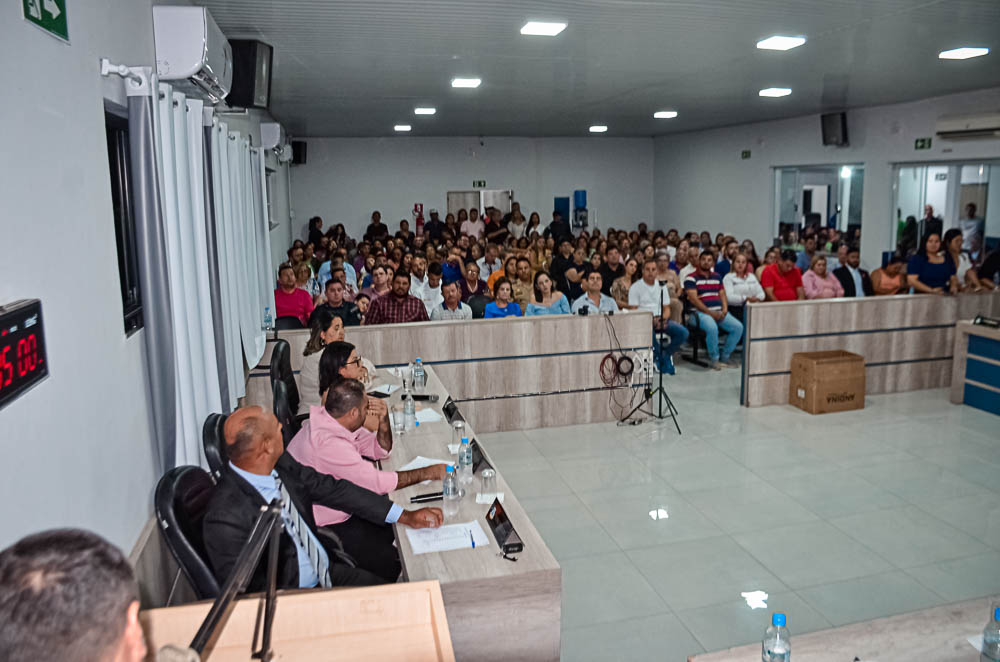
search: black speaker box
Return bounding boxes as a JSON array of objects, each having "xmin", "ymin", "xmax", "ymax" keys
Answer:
[
  {"xmin": 292, "ymin": 140, "xmax": 307, "ymax": 165},
  {"xmin": 228, "ymin": 40, "xmax": 273, "ymax": 109},
  {"xmin": 821, "ymin": 112, "xmax": 848, "ymax": 146}
]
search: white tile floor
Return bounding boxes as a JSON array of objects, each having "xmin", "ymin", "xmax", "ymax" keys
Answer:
[{"xmin": 477, "ymin": 362, "xmax": 1000, "ymax": 662}]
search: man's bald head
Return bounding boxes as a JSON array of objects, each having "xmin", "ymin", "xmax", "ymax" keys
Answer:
[{"xmin": 224, "ymin": 406, "xmax": 278, "ymax": 464}]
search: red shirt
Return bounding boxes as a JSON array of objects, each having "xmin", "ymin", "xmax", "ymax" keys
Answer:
[
  {"xmin": 273, "ymin": 287, "xmax": 314, "ymax": 326},
  {"xmin": 760, "ymin": 263, "xmax": 803, "ymax": 301}
]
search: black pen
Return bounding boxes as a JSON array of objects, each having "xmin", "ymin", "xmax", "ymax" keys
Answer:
[{"xmin": 410, "ymin": 491, "xmax": 444, "ymax": 504}]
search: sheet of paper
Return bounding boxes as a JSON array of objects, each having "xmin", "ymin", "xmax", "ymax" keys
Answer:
[
  {"xmin": 397, "ymin": 456, "xmax": 451, "ymax": 472},
  {"xmin": 405, "ymin": 520, "xmax": 490, "ymax": 555},
  {"xmin": 475, "ymin": 492, "xmax": 505, "ymax": 505},
  {"xmin": 415, "ymin": 408, "xmax": 443, "ymax": 423},
  {"xmin": 968, "ymin": 634, "xmax": 984, "ymax": 653},
  {"xmin": 369, "ymin": 383, "xmax": 400, "ymax": 396}
]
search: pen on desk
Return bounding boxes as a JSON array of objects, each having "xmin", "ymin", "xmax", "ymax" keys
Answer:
[
  {"xmin": 469, "ymin": 529, "xmax": 475, "ymax": 549},
  {"xmin": 410, "ymin": 491, "xmax": 443, "ymax": 504}
]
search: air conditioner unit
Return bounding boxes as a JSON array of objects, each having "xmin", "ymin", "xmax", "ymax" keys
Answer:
[
  {"xmin": 277, "ymin": 144, "xmax": 293, "ymax": 164},
  {"xmin": 153, "ymin": 6, "xmax": 233, "ymax": 104},
  {"xmin": 260, "ymin": 122, "xmax": 285, "ymax": 150},
  {"xmin": 935, "ymin": 112, "xmax": 1000, "ymax": 140}
]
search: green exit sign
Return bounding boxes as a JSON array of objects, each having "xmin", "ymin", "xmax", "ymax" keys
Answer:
[
  {"xmin": 472, "ymin": 180, "xmax": 486, "ymax": 188},
  {"xmin": 22, "ymin": 0, "xmax": 69, "ymax": 42},
  {"xmin": 740, "ymin": 150, "xmax": 751, "ymax": 160},
  {"xmin": 914, "ymin": 137, "xmax": 932, "ymax": 150}
]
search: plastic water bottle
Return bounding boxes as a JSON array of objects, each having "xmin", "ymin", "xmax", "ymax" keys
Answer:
[
  {"xmin": 458, "ymin": 437, "xmax": 474, "ymax": 485},
  {"xmin": 263, "ymin": 306, "xmax": 273, "ymax": 331},
  {"xmin": 983, "ymin": 607, "xmax": 1000, "ymax": 662},
  {"xmin": 403, "ymin": 391, "xmax": 416, "ymax": 431},
  {"xmin": 442, "ymin": 465, "xmax": 460, "ymax": 519},
  {"xmin": 413, "ymin": 357, "xmax": 427, "ymax": 393},
  {"xmin": 762, "ymin": 612, "xmax": 790, "ymax": 662}
]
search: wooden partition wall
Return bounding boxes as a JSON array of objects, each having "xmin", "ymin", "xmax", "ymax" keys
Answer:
[
  {"xmin": 247, "ymin": 312, "xmax": 653, "ymax": 432},
  {"xmin": 741, "ymin": 291, "xmax": 1000, "ymax": 407}
]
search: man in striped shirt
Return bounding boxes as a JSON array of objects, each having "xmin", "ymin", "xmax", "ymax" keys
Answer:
[{"xmin": 684, "ymin": 251, "xmax": 744, "ymax": 370}]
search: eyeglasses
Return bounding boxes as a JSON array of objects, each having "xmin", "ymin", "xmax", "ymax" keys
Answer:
[{"xmin": 346, "ymin": 357, "xmax": 362, "ymax": 366}]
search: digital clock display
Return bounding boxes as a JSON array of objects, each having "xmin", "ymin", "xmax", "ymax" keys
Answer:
[{"xmin": 0, "ymin": 299, "xmax": 48, "ymax": 411}]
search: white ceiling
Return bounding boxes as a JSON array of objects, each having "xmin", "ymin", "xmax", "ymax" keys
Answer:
[{"xmin": 198, "ymin": 0, "xmax": 1000, "ymax": 138}]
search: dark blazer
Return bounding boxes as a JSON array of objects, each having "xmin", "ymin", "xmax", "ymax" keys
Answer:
[
  {"xmin": 833, "ymin": 265, "xmax": 874, "ymax": 297},
  {"xmin": 203, "ymin": 453, "xmax": 392, "ymax": 592}
]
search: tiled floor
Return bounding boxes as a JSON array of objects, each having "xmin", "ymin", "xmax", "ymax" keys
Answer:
[{"xmin": 477, "ymin": 362, "xmax": 1000, "ymax": 662}]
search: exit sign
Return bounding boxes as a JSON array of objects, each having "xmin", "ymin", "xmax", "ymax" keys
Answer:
[
  {"xmin": 740, "ymin": 150, "xmax": 751, "ymax": 160},
  {"xmin": 22, "ymin": 0, "xmax": 68, "ymax": 42},
  {"xmin": 914, "ymin": 137, "xmax": 932, "ymax": 150},
  {"xmin": 472, "ymin": 180, "xmax": 486, "ymax": 188}
]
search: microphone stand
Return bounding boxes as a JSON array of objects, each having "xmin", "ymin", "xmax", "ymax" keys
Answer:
[
  {"xmin": 188, "ymin": 500, "xmax": 283, "ymax": 661},
  {"xmin": 622, "ymin": 284, "xmax": 681, "ymax": 433}
]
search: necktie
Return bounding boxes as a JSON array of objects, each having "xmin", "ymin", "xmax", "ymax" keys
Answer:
[{"xmin": 274, "ymin": 477, "xmax": 332, "ymax": 588}]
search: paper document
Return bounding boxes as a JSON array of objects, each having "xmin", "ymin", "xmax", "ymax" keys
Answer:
[
  {"xmin": 416, "ymin": 408, "xmax": 442, "ymax": 423},
  {"xmin": 405, "ymin": 520, "xmax": 490, "ymax": 555},
  {"xmin": 475, "ymin": 492, "xmax": 505, "ymax": 505},
  {"xmin": 369, "ymin": 383, "xmax": 400, "ymax": 396},
  {"xmin": 397, "ymin": 456, "xmax": 451, "ymax": 472}
]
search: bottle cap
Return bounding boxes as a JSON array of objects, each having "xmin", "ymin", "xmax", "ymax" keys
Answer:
[
  {"xmin": 461, "ymin": 437, "xmax": 469, "ymax": 444},
  {"xmin": 416, "ymin": 357, "xmax": 422, "ymax": 362},
  {"xmin": 414, "ymin": 421, "xmax": 420, "ymax": 427},
  {"xmin": 446, "ymin": 465, "xmax": 454, "ymax": 473},
  {"xmin": 995, "ymin": 607, "xmax": 1000, "ymax": 621},
  {"xmin": 772, "ymin": 613, "xmax": 786, "ymax": 627}
]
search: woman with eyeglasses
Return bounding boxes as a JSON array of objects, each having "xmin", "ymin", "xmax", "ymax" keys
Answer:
[{"xmin": 297, "ymin": 309, "xmax": 345, "ymax": 415}]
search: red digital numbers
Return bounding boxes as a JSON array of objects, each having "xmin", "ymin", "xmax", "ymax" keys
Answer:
[
  {"xmin": 0, "ymin": 344, "xmax": 11, "ymax": 388},
  {"xmin": 16, "ymin": 334, "xmax": 37, "ymax": 377}
]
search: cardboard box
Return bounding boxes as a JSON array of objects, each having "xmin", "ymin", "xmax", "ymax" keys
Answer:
[
  {"xmin": 140, "ymin": 580, "xmax": 455, "ymax": 661},
  {"xmin": 788, "ymin": 350, "xmax": 865, "ymax": 414}
]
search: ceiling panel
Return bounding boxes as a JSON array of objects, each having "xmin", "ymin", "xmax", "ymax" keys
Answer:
[{"xmin": 197, "ymin": 0, "xmax": 1000, "ymax": 137}]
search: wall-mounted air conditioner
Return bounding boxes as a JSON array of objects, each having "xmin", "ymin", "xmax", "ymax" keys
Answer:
[
  {"xmin": 277, "ymin": 144, "xmax": 293, "ymax": 164},
  {"xmin": 935, "ymin": 112, "xmax": 1000, "ymax": 140},
  {"xmin": 153, "ymin": 6, "xmax": 233, "ymax": 104}
]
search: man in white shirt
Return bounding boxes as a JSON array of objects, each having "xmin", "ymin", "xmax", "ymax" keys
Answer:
[
  {"xmin": 629, "ymin": 260, "xmax": 689, "ymax": 375},
  {"xmin": 408, "ymin": 254, "xmax": 428, "ymax": 298},
  {"xmin": 476, "ymin": 243, "xmax": 503, "ymax": 279},
  {"xmin": 421, "ymin": 262, "xmax": 444, "ymax": 316},
  {"xmin": 459, "ymin": 208, "xmax": 485, "ymax": 240}
]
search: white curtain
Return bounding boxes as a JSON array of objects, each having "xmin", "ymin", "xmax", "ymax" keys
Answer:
[{"xmin": 153, "ymin": 83, "xmax": 224, "ymax": 466}]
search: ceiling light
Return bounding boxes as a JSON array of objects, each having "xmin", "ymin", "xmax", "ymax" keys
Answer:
[
  {"xmin": 648, "ymin": 508, "xmax": 669, "ymax": 521},
  {"xmin": 840, "ymin": 166, "xmax": 853, "ymax": 179},
  {"xmin": 394, "ymin": 124, "xmax": 411, "ymax": 132},
  {"xmin": 589, "ymin": 125, "xmax": 608, "ymax": 133},
  {"xmin": 414, "ymin": 107, "xmax": 436, "ymax": 115},
  {"xmin": 756, "ymin": 35, "xmax": 806, "ymax": 51},
  {"xmin": 741, "ymin": 591, "xmax": 769, "ymax": 610},
  {"xmin": 520, "ymin": 21, "xmax": 567, "ymax": 36},
  {"xmin": 938, "ymin": 47, "xmax": 989, "ymax": 60},
  {"xmin": 759, "ymin": 87, "xmax": 792, "ymax": 98},
  {"xmin": 451, "ymin": 77, "xmax": 481, "ymax": 88},
  {"xmin": 654, "ymin": 110, "xmax": 678, "ymax": 119}
]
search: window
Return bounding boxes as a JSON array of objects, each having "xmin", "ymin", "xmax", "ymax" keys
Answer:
[
  {"xmin": 773, "ymin": 164, "xmax": 864, "ymax": 244},
  {"xmin": 105, "ymin": 111, "xmax": 144, "ymax": 335}
]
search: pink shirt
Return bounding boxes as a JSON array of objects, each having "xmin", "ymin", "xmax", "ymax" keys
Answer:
[
  {"xmin": 286, "ymin": 406, "xmax": 396, "ymax": 526},
  {"xmin": 802, "ymin": 270, "xmax": 845, "ymax": 299}
]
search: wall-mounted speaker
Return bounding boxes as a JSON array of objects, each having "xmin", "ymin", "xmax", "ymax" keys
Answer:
[
  {"xmin": 228, "ymin": 40, "xmax": 273, "ymax": 109},
  {"xmin": 821, "ymin": 112, "xmax": 849, "ymax": 146},
  {"xmin": 291, "ymin": 140, "xmax": 307, "ymax": 165}
]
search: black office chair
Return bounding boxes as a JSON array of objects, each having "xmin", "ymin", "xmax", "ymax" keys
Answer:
[
  {"xmin": 467, "ymin": 295, "xmax": 491, "ymax": 319},
  {"xmin": 269, "ymin": 339, "xmax": 301, "ymax": 416},
  {"xmin": 274, "ymin": 315, "xmax": 304, "ymax": 330},
  {"xmin": 273, "ymin": 379, "xmax": 301, "ymax": 447},
  {"xmin": 202, "ymin": 412, "xmax": 229, "ymax": 482},
  {"xmin": 154, "ymin": 466, "xmax": 220, "ymax": 601}
]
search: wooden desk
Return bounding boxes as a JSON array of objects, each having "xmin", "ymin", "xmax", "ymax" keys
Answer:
[
  {"xmin": 950, "ymin": 320, "xmax": 1000, "ymax": 415},
  {"xmin": 688, "ymin": 596, "xmax": 993, "ymax": 662},
  {"xmin": 741, "ymin": 291, "xmax": 1000, "ymax": 407},
  {"xmin": 377, "ymin": 366, "xmax": 561, "ymax": 662}
]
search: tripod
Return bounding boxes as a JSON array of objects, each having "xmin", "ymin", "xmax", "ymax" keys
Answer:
[{"xmin": 622, "ymin": 285, "xmax": 681, "ymax": 434}]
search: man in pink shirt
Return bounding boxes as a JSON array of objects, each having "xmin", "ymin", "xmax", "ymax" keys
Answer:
[
  {"xmin": 273, "ymin": 263, "xmax": 314, "ymax": 327},
  {"xmin": 287, "ymin": 378, "xmax": 447, "ymax": 581}
]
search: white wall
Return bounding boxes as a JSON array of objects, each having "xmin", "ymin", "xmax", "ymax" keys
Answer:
[
  {"xmin": 653, "ymin": 87, "xmax": 1000, "ymax": 267},
  {"xmin": 290, "ymin": 137, "xmax": 654, "ymax": 241},
  {"xmin": 0, "ymin": 2, "xmax": 160, "ymax": 551}
]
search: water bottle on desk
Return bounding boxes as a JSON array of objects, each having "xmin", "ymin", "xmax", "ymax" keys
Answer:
[
  {"xmin": 413, "ymin": 357, "xmax": 427, "ymax": 393},
  {"xmin": 442, "ymin": 465, "xmax": 460, "ymax": 519},
  {"xmin": 262, "ymin": 307, "xmax": 273, "ymax": 332},
  {"xmin": 983, "ymin": 606, "xmax": 1000, "ymax": 662},
  {"xmin": 762, "ymin": 612, "xmax": 790, "ymax": 662},
  {"xmin": 458, "ymin": 437, "xmax": 474, "ymax": 485},
  {"xmin": 403, "ymin": 391, "xmax": 416, "ymax": 432}
]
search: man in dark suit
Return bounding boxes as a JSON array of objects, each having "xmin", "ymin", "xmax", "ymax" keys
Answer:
[
  {"xmin": 832, "ymin": 245, "xmax": 874, "ymax": 297},
  {"xmin": 203, "ymin": 406, "xmax": 442, "ymax": 591}
]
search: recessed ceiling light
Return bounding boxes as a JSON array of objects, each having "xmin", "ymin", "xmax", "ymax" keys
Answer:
[
  {"xmin": 394, "ymin": 124, "xmax": 411, "ymax": 132},
  {"xmin": 654, "ymin": 110, "xmax": 678, "ymax": 119},
  {"xmin": 756, "ymin": 35, "xmax": 806, "ymax": 51},
  {"xmin": 589, "ymin": 125, "xmax": 608, "ymax": 133},
  {"xmin": 414, "ymin": 107, "xmax": 436, "ymax": 115},
  {"xmin": 520, "ymin": 21, "xmax": 567, "ymax": 36},
  {"xmin": 759, "ymin": 87, "xmax": 792, "ymax": 98},
  {"xmin": 938, "ymin": 47, "xmax": 989, "ymax": 60},
  {"xmin": 451, "ymin": 77, "xmax": 481, "ymax": 88}
]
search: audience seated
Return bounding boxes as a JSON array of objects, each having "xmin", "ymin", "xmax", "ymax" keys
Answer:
[
  {"xmin": 871, "ymin": 255, "xmax": 908, "ymax": 295},
  {"xmin": 630, "ymin": 260, "xmax": 688, "ymax": 374},
  {"xmin": 526, "ymin": 271, "xmax": 571, "ymax": 316},
  {"xmin": 0, "ymin": 529, "xmax": 147, "ymax": 662},
  {"xmin": 611, "ymin": 257, "xmax": 640, "ymax": 310},
  {"xmin": 722, "ymin": 253, "xmax": 765, "ymax": 318},
  {"xmin": 364, "ymin": 270, "xmax": 430, "ymax": 325},
  {"xmin": 459, "ymin": 262, "xmax": 489, "ymax": 302},
  {"xmin": 311, "ymin": 279, "xmax": 360, "ymax": 327},
  {"xmin": 832, "ymin": 245, "xmax": 874, "ymax": 297},
  {"xmin": 761, "ymin": 249, "xmax": 806, "ymax": 301},
  {"xmin": 274, "ymin": 262, "xmax": 315, "ymax": 326},
  {"xmin": 907, "ymin": 233, "xmax": 958, "ymax": 295},
  {"xmin": 684, "ymin": 251, "xmax": 744, "ymax": 370},
  {"xmin": 431, "ymin": 279, "xmax": 473, "ymax": 321},
  {"xmin": 484, "ymin": 278, "xmax": 524, "ymax": 318},
  {"xmin": 944, "ymin": 228, "xmax": 994, "ymax": 292},
  {"xmin": 802, "ymin": 255, "xmax": 845, "ymax": 299},
  {"xmin": 571, "ymin": 272, "xmax": 620, "ymax": 314},
  {"xmin": 202, "ymin": 406, "xmax": 442, "ymax": 591}
]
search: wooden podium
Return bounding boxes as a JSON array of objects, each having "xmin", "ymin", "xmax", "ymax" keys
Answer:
[{"xmin": 140, "ymin": 581, "xmax": 455, "ymax": 661}]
